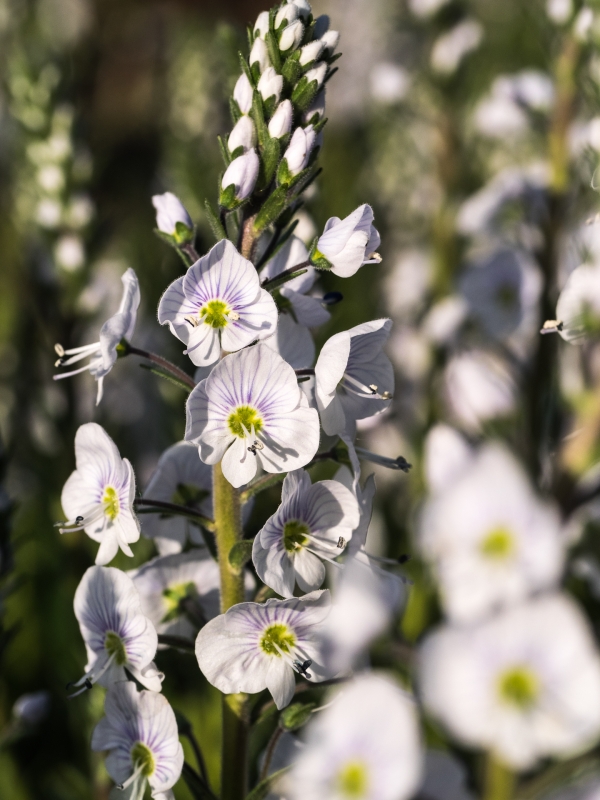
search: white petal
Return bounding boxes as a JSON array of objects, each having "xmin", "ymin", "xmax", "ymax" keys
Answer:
[
  {"xmin": 221, "ymin": 437, "xmax": 258, "ymax": 488},
  {"xmin": 294, "ymin": 549, "xmax": 326, "ymax": 592},
  {"xmin": 266, "ymin": 657, "xmax": 296, "ymax": 709}
]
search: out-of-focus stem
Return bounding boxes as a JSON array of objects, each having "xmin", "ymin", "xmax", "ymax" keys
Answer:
[
  {"xmin": 212, "ymin": 461, "xmax": 248, "ymax": 800},
  {"xmin": 483, "ymin": 753, "xmax": 515, "ymax": 800},
  {"xmin": 127, "ymin": 345, "xmax": 196, "ymax": 390}
]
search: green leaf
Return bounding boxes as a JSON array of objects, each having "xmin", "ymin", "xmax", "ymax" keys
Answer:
[
  {"xmin": 279, "ymin": 701, "xmax": 316, "ymax": 731},
  {"xmin": 138, "ymin": 363, "xmax": 193, "ymax": 393},
  {"xmin": 238, "ymin": 51, "xmax": 255, "ymax": 86},
  {"xmin": 174, "ymin": 220, "xmax": 194, "ymax": 244},
  {"xmin": 264, "ymin": 268, "xmax": 308, "ymax": 294},
  {"xmin": 265, "ymin": 30, "xmax": 282, "ymax": 72},
  {"xmin": 261, "ymin": 137, "xmax": 281, "ymax": 187},
  {"xmin": 251, "ymin": 90, "xmax": 269, "ymax": 147},
  {"xmin": 245, "ymin": 767, "xmax": 290, "ymax": 800},
  {"xmin": 218, "ymin": 134, "xmax": 232, "ymax": 167},
  {"xmin": 253, "ymin": 186, "xmax": 289, "ymax": 234},
  {"xmin": 276, "ymin": 158, "xmax": 293, "ymax": 188},
  {"xmin": 228, "ymin": 539, "xmax": 254, "ymax": 574},
  {"xmin": 219, "ymin": 183, "xmax": 239, "ymax": 211},
  {"xmin": 204, "ymin": 199, "xmax": 226, "ymax": 242},
  {"xmin": 291, "ymin": 77, "xmax": 319, "ymax": 111},
  {"xmin": 230, "ymin": 97, "xmax": 242, "ymax": 124},
  {"xmin": 182, "ymin": 763, "xmax": 218, "ymax": 800},
  {"xmin": 282, "ymin": 53, "xmax": 303, "ymax": 87}
]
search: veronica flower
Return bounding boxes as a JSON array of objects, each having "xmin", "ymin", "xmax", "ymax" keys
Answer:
[
  {"xmin": 252, "ymin": 468, "xmax": 360, "ymax": 598},
  {"xmin": 261, "ymin": 235, "xmax": 331, "ymax": 328},
  {"xmin": 185, "ymin": 344, "xmax": 320, "ymax": 488},
  {"xmin": 195, "ymin": 590, "xmax": 331, "ymax": 709},
  {"xmin": 152, "ymin": 192, "xmax": 193, "ymax": 239},
  {"xmin": 420, "ymin": 594, "xmax": 600, "ymax": 769},
  {"xmin": 54, "ymin": 268, "xmax": 140, "ymax": 404},
  {"xmin": 419, "ymin": 443, "xmax": 564, "ymax": 624},
  {"xmin": 286, "ymin": 673, "xmax": 423, "ymax": 800},
  {"xmin": 141, "ymin": 441, "xmax": 212, "ymax": 555},
  {"xmin": 71, "ymin": 566, "xmax": 163, "ymax": 695},
  {"xmin": 92, "ymin": 682, "xmax": 183, "ymax": 800},
  {"xmin": 129, "ymin": 550, "xmax": 255, "ymax": 641},
  {"xmin": 60, "ymin": 423, "xmax": 140, "ymax": 566},
  {"xmin": 158, "ymin": 239, "xmax": 277, "ymax": 367},
  {"xmin": 311, "ymin": 205, "xmax": 381, "ymax": 278},
  {"xmin": 315, "ymin": 319, "xmax": 394, "ymax": 437},
  {"xmin": 264, "ymin": 312, "xmax": 316, "ymax": 369}
]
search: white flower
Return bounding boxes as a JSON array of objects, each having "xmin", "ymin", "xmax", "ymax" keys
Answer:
[
  {"xmin": 423, "ymin": 424, "xmax": 474, "ymax": 494},
  {"xmin": 312, "ymin": 205, "xmax": 381, "ymax": 277},
  {"xmin": 304, "ymin": 61, "xmax": 328, "ymax": 89},
  {"xmin": 430, "ymin": 20, "xmax": 483, "ymax": 74},
  {"xmin": 55, "ymin": 234, "xmax": 85, "ymax": 273},
  {"xmin": 315, "ymin": 319, "xmax": 394, "ymax": 437},
  {"xmin": 268, "ymin": 100, "xmax": 294, "ymax": 138},
  {"xmin": 551, "ymin": 262, "xmax": 600, "ymax": 343},
  {"xmin": 54, "ymin": 268, "xmax": 140, "ymax": 404},
  {"xmin": 60, "ymin": 423, "xmax": 140, "ymax": 565},
  {"xmin": 185, "ymin": 344, "xmax": 320, "ymax": 488},
  {"xmin": 290, "ymin": 0, "xmax": 311, "ymax": 19},
  {"xmin": 419, "ymin": 443, "xmax": 565, "ymax": 624},
  {"xmin": 299, "ymin": 41, "xmax": 325, "ymax": 67},
  {"xmin": 546, "ymin": 0, "xmax": 572, "ymax": 24},
  {"xmin": 258, "ymin": 67, "xmax": 284, "ymax": 104},
  {"xmin": 408, "ymin": 0, "xmax": 451, "ymax": 18},
  {"xmin": 254, "ymin": 10, "xmax": 270, "ymax": 38},
  {"xmin": 233, "ymin": 73, "xmax": 253, "ymax": 114},
  {"xmin": 286, "ymin": 673, "xmax": 423, "ymax": 800},
  {"xmin": 195, "ymin": 590, "xmax": 331, "ymax": 709},
  {"xmin": 275, "ymin": 4, "xmax": 298, "ymax": 28},
  {"xmin": 141, "ymin": 442, "xmax": 212, "ymax": 555},
  {"xmin": 228, "ymin": 115, "xmax": 256, "ymax": 153},
  {"xmin": 151, "ymin": 192, "xmax": 193, "ymax": 236},
  {"xmin": 158, "ymin": 239, "xmax": 277, "ymax": 367},
  {"xmin": 261, "ymin": 235, "xmax": 330, "ymax": 327},
  {"xmin": 249, "ymin": 36, "xmax": 270, "ymax": 73},
  {"xmin": 443, "ymin": 350, "xmax": 516, "ymax": 432},
  {"xmin": 252, "ymin": 469, "xmax": 360, "ymax": 598},
  {"xmin": 264, "ymin": 312, "xmax": 316, "ymax": 369},
  {"xmin": 221, "ymin": 149, "xmax": 259, "ymax": 202},
  {"xmin": 92, "ymin": 682, "xmax": 183, "ymax": 799},
  {"xmin": 473, "ymin": 72, "xmax": 554, "ymax": 139},
  {"xmin": 280, "ymin": 19, "xmax": 304, "ymax": 52},
  {"xmin": 72, "ymin": 566, "xmax": 163, "ymax": 694},
  {"xmin": 282, "ymin": 125, "xmax": 317, "ymax": 177},
  {"xmin": 320, "ymin": 30, "xmax": 340, "ymax": 55},
  {"xmin": 420, "ymin": 594, "xmax": 600, "ymax": 769},
  {"xmin": 370, "ymin": 62, "xmax": 411, "ymax": 104},
  {"xmin": 130, "ymin": 550, "xmax": 254, "ymax": 641}
]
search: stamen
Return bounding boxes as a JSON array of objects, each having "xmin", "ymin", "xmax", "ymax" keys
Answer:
[
  {"xmin": 184, "ymin": 314, "xmax": 199, "ymax": 328},
  {"xmin": 354, "ymin": 447, "xmax": 412, "ymax": 472},
  {"xmin": 337, "ymin": 536, "xmax": 346, "ymax": 548},
  {"xmin": 58, "ymin": 504, "xmax": 106, "ymax": 534},
  {"xmin": 53, "ymin": 363, "xmax": 97, "ymax": 381},
  {"xmin": 118, "ymin": 760, "xmax": 146, "ymax": 791},
  {"xmin": 305, "ymin": 544, "xmax": 344, "ymax": 569},
  {"xmin": 341, "ymin": 373, "xmax": 392, "ymax": 401},
  {"xmin": 228, "ymin": 310, "xmax": 240, "ymax": 321}
]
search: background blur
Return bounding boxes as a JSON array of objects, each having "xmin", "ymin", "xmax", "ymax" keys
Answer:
[{"xmin": 2, "ymin": 0, "xmax": 600, "ymax": 797}]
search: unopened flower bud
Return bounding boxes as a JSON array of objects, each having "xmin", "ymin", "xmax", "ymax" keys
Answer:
[
  {"xmin": 313, "ymin": 14, "xmax": 330, "ymax": 38},
  {"xmin": 250, "ymin": 37, "xmax": 270, "ymax": 73},
  {"xmin": 291, "ymin": 0, "xmax": 312, "ymax": 19},
  {"xmin": 13, "ymin": 692, "xmax": 50, "ymax": 726},
  {"xmin": 254, "ymin": 10, "xmax": 270, "ymax": 38},
  {"xmin": 228, "ymin": 115, "xmax": 256, "ymax": 153},
  {"xmin": 233, "ymin": 73, "xmax": 253, "ymax": 114},
  {"xmin": 258, "ymin": 67, "xmax": 283, "ymax": 103},
  {"xmin": 268, "ymin": 99, "xmax": 293, "ymax": 138},
  {"xmin": 305, "ymin": 61, "xmax": 328, "ymax": 89},
  {"xmin": 303, "ymin": 90, "xmax": 326, "ymax": 123},
  {"xmin": 280, "ymin": 19, "xmax": 304, "ymax": 52},
  {"xmin": 283, "ymin": 124, "xmax": 317, "ymax": 176},
  {"xmin": 152, "ymin": 192, "xmax": 193, "ymax": 235},
  {"xmin": 275, "ymin": 4, "xmax": 298, "ymax": 28},
  {"xmin": 299, "ymin": 40, "xmax": 325, "ymax": 66},
  {"xmin": 320, "ymin": 30, "xmax": 340, "ymax": 55},
  {"xmin": 221, "ymin": 149, "xmax": 259, "ymax": 203}
]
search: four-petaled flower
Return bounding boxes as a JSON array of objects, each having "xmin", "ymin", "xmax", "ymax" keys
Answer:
[
  {"xmin": 252, "ymin": 469, "xmax": 360, "ymax": 597},
  {"xmin": 54, "ymin": 268, "xmax": 140, "ymax": 404},
  {"xmin": 60, "ymin": 423, "xmax": 140, "ymax": 565},
  {"xmin": 185, "ymin": 344, "xmax": 320, "ymax": 488},
  {"xmin": 72, "ymin": 566, "xmax": 163, "ymax": 695},
  {"xmin": 311, "ymin": 205, "xmax": 381, "ymax": 278},
  {"xmin": 315, "ymin": 319, "xmax": 394, "ymax": 437},
  {"xmin": 158, "ymin": 239, "xmax": 278, "ymax": 367},
  {"xmin": 195, "ymin": 590, "xmax": 331, "ymax": 709},
  {"xmin": 92, "ymin": 682, "xmax": 183, "ymax": 800}
]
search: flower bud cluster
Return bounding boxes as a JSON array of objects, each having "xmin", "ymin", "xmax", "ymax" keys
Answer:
[{"xmin": 219, "ymin": 0, "xmax": 340, "ymax": 213}]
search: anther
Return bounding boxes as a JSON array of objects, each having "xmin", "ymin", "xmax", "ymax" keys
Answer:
[
  {"xmin": 381, "ymin": 391, "xmax": 391, "ymax": 400},
  {"xmin": 184, "ymin": 314, "xmax": 199, "ymax": 328},
  {"xmin": 337, "ymin": 536, "xmax": 346, "ymax": 548},
  {"xmin": 228, "ymin": 310, "xmax": 240, "ymax": 321},
  {"xmin": 369, "ymin": 384, "xmax": 378, "ymax": 394},
  {"xmin": 398, "ymin": 554, "xmax": 411, "ymax": 564},
  {"xmin": 293, "ymin": 658, "xmax": 313, "ymax": 678},
  {"xmin": 76, "ymin": 516, "xmax": 84, "ymax": 524},
  {"xmin": 54, "ymin": 343, "xmax": 65, "ymax": 357}
]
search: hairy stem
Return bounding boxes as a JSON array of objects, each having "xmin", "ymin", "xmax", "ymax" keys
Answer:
[
  {"xmin": 483, "ymin": 753, "xmax": 514, "ymax": 800},
  {"xmin": 261, "ymin": 261, "xmax": 310, "ymax": 291},
  {"xmin": 260, "ymin": 725, "xmax": 283, "ymax": 782},
  {"xmin": 213, "ymin": 461, "xmax": 248, "ymax": 800},
  {"xmin": 127, "ymin": 345, "xmax": 196, "ymax": 390}
]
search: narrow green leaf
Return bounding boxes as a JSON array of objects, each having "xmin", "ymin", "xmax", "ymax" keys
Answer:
[
  {"xmin": 265, "ymin": 30, "xmax": 282, "ymax": 72},
  {"xmin": 261, "ymin": 137, "xmax": 281, "ymax": 187},
  {"xmin": 139, "ymin": 363, "xmax": 193, "ymax": 393},
  {"xmin": 238, "ymin": 51, "xmax": 255, "ymax": 86},
  {"xmin": 204, "ymin": 200, "xmax": 226, "ymax": 242},
  {"xmin": 228, "ymin": 539, "xmax": 254, "ymax": 573},
  {"xmin": 253, "ymin": 186, "xmax": 289, "ymax": 234},
  {"xmin": 245, "ymin": 767, "xmax": 290, "ymax": 800},
  {"xmin": 218, "ymin": 134, "xmax": 232, "ymax": 166},
  {"xmin": 252, "ymin": 90, "xmax": 269, "ymax": 147}
]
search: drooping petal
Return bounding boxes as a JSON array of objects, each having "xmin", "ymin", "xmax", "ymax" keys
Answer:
[
  {"xmin": 294, "ymin": 549, "xmax": 326, "ymax": 593},
  {"xmin": 266, "ymin": 657, "xmax": 296, "ymax": 710}
]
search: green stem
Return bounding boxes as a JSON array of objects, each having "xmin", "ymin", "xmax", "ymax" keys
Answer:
[
  {"xmin": 127, "ymin": 345, "xmax": 196, "ymax": 390},
  {"xmin": 213, "ymin": 461, "xmax": 248, "ymax": 800},
  {"xmin": 483, "ymin": 753, "xmax": 515, "ymax": 800}
]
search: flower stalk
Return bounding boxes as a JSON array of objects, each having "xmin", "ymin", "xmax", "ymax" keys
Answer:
[{"xmin": 483, "ymin": 753, "xmax": 515, "ymax": 800}]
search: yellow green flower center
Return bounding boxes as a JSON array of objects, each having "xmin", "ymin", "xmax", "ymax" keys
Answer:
[
  {"xmin": 480, "ymin": 526, "xmax": 514, "ymax": 559},
  {"xmin": 104, "ymin": 631, "xmax": 127, "ymax": 666},
  {"xmin": 228, "ymin": 406, "xmax": 263, "ymax": 438},
  {"xmin": 260, "ymin": 623, "xmax": 296, "ymax": 656},
  {"xmin": 102, "ymin": 486, "xmax": 120, "ymax": 521},
  {"xmin": 200, "ymin": 299, "xmax": 231, "ymax": 329},
  {"xmin": 283, "ymin": 520, "xmax": 309, "ymax": 552},
  {"xmin": 130, "ymin": 741, "xmax": 155, "ymax": 777},
  {"xmin": 337, "ymin": 761, "xmax": 369, "ymax": 798},
  {"xmin": 162, "ymin": 581, "xmax": 196, "ymax": 623},
  {"xmin": 498, "ymin": 665, "xmax": 539, "ymax": 708}
]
